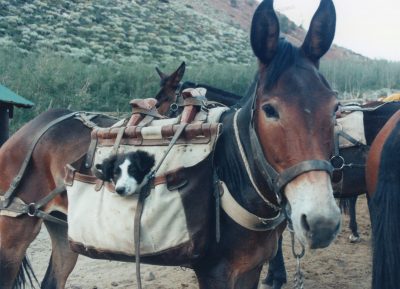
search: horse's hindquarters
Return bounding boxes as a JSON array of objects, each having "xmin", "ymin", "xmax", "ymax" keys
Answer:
[{"xmin": 285, "ymin": 171, "xmax": 341, "ymax": 249}]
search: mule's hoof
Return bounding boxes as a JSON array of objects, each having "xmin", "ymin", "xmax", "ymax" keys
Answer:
[
  {"xmin": 258, "ymin": 283, "xmax": 273, "ymax": 289},
  {"xmin": 349, "ymin": 234, "xmax": 361, "ymax": 243},
  {"xmin": 258, "ymin": 280, "xmax": 284, "ymax": 289}
]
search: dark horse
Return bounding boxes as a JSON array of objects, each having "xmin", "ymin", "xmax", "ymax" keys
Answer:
[
  {"xmin": 0, "ymin": 1, "xmax": 341, "ymax": 288},
  {"xmin": 337, "ymin": 101, "xmax": 400, "ymax": 242},
  {"xmin": 263, "ymin": 101, "xmax": 400, "ymax": 288},
  {"xmin": 367, "ymin": 110, "xmax": 400, "ymax": 289}
]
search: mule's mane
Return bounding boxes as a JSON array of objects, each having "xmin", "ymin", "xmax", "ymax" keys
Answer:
[{"xmin": 261, "ymin": 38, "xmax": 299, "ymax": 91}]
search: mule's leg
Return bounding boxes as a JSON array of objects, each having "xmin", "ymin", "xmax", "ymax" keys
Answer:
[
  {"xmin": 196, "ymin": 264, "xmax": 262, "ymax": 289},
  {"xmin": 41, "ymin": 218, "xmax": 78, "ymax": 289},
  {"xmin": 195, "ymin": 261, "xmax": 263, "ymax": 289},
  {"xmin": 348, "ymin": 196, "xmax": 361, "ymax": 243},
  {"xmin": 261, "ymin": 236, "xmax": 286, "ymax": 289},
  {"xmin": 235, "ymin": 265, "xmax": 263, "ymax": 289},
  {"xmin": 195, "ymin": 262, "xmax": 233, "ymax": 289},
  {"xmin": 0, "ymin": 216, "xmax": 42, "ymax": 289}
]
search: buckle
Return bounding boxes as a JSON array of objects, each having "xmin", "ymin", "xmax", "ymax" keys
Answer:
[
  {"xmin": 330, "ymin": 155, "xmax": 345, "ymax": 170},
  {"xmin": 27, "ymin": 203, "xmax": 37, "ymax": 217}
]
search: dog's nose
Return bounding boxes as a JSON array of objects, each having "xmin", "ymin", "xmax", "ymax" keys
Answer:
[{"xmin": 115, "ymin": 187, "xmax": 125, "ymax": 195}]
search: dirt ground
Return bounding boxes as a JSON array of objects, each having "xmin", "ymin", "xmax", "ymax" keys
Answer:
[{"xmin": 27, "ymin": 196, "xmax": 372, "ymax": 289}]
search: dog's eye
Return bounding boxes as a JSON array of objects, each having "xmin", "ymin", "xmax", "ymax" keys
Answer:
[{"xmin": 115, "ymin": 167, "xmax": 121, "ymax": 175}]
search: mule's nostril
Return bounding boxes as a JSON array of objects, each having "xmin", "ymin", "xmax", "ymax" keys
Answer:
[{"xmin": 301, "ymin": 214, "xmax": 310, "ymax": 232}]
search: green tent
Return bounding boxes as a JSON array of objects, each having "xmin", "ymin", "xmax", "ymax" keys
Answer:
[
  {"xmin": 0, "ymin": 84, "xmax": 34, "ymax": 108},
  {"xmin": 0, "ymin": 84, "xmax": 34, "ymax": 146}
]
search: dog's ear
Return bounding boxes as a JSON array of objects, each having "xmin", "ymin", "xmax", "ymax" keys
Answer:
[
  {"xmin": 94, "ymin": 155, "xmax": 117, "ymax": 181},
  {"xmin": 135, "ymin": 151, "xmax": 155, "ymax": 174}
]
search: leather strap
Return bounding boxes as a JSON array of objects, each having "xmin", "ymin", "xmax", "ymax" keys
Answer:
[
  {"xmin": 213, "ymin": 171, "xmax": 221, "ymax": 243},
  {"xmin": 2, "ymin": 112, "xmax": 78, "ymax": 207},
  {"xmin": 275, "ymin": 160, "xmax": 333, "ymax": 193},
  {"xmin": 152, "ymin": 123, "xmax": 188, "ymax": 174},
  {"xmin": 0, "ymin": 185, "xmax": 67, "ymax": 226},
  {"xmin": 337, "ymin": 130, "xmax": 365, "ymax": 147},
  {"xmin": 233, "ymin": 110, "xmax": 280, "ymax": 211},
  {"xmin": 133, "ymin": 123, "xmax": 188, "ymax": 289},
  {"xmin": 132, "ymin": 108, "xmax": 166, "ymax": 119},
  {"xmin": 219, "ymin": 181, "xmax": 285, "ymax": 231},
  {"xmin": 134, "ymin": 181, "xmax": 151, "ymax": 289},
  {"xmin": 248, "ymin": 110, "xmax": 333, "ymax": 199},
  {"xmin": 33, "ymin": 185, "xmax": 66, "ymax": 210},
  {"xmin": 85, "ymin": 137, "xmax": 98, "ymax": 169},
  {"xmin": 112, "ymin": 126, "xmax": 126, "ymax": 155}
]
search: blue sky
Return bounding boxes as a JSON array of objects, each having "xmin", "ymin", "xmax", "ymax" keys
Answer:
[{"xmin": 273, "ymin": 0, "xmax": 400, "ymax": 61}]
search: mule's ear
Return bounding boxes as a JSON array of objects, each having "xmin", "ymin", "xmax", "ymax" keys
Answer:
[
  {"xmin": 169, "ymin": 61, "xmax": 186, "ymax": 86},
  {"xmin": 155, "ymin": 67, "xmax": 168, "ymax": 80},
  {"xmin": 302, "ymin": 0, "xmax": 336, "ymax": 63},
  {"xmin": 250, "ymin": 0, "xmax": 280, "ymax": 66}
]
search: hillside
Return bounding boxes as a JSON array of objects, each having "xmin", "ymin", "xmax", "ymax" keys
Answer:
[{"xmin": 0, "ymin": 0, "xmax": 360, "ymax": 65}]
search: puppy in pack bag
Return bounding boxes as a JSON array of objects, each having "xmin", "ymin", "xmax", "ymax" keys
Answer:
[{"xmin": 95, "ymin": 151, "xmax": 155, "ymax": 196}]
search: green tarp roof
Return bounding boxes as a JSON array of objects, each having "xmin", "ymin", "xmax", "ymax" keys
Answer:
[{"xmin": 0, "ymin": 84, "xmax": 34, "ymax": 108}]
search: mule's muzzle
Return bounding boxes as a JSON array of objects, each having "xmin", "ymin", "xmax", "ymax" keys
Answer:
[{"xmin": 302, "ymin": 214, "xmax": 341, "ymax": 249}]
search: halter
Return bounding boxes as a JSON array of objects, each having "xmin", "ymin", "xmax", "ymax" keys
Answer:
[{"xmin": 248, "ymin": 82, "xmax": 334, "ymax": 204}]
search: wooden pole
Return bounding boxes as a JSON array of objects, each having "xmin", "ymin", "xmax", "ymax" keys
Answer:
[{"xmin": 0, "ymin": 103, "xmax": 9, "ymax": 147}]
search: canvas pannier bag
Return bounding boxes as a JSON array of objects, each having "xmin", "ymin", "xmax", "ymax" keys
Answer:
[
  {"xmin": 65, "ymin": 106, "xmax": 227, "ymax": 264},
  {"xmin": 335, "ymin": 110, "xmax": 367, "ymax": 148}
]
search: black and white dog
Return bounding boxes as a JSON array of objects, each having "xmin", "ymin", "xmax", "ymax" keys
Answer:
[{"xmin": 95, "ymin": 151, "xmax": 155, "ymax": 196}]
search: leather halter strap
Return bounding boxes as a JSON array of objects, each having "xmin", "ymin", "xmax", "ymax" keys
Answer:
[
  {"xmin": 249, "ymin": 126, "xmax": 333, "ymax": 197},
  {"xmin": 248, "ymin": 82, "xmax": 334, "ymax": 201}
]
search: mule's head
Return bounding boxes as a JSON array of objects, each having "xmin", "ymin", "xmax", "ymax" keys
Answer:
[
  {"xmin": 251, "ymin": 0, "xmax": 340, "ymax": 249},
  {"xmin": 155, "ymin": 62, "xmax": 185, "ymax": 115}
]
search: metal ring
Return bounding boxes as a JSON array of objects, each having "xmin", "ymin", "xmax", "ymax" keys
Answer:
[
  {"xmin": 169, "ymin": 103, "xmax": 179, "ymax": 112},
  {"xmin": 27, "ymin": 203, "xmax": 37, "ymax": 217},
  {"xmin": 291, "ymin": 231, "xmax": 306, "ymax": 259},
  {"xmin": 330, "ymin": 155, "xmax": 345, "ymax": 170}
]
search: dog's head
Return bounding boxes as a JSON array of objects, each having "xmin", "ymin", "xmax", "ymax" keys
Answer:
[{"xmin": 95, "ymin": 151, "xmax": 155, "ymax": 196}]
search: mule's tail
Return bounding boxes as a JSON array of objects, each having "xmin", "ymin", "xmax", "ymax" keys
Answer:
[
  {"xmin": 12, "ymin": 256, "xmax": 39, "ymax": 289},
  {"xmin": 370, "ymin": 122, "xmax": 400, "ymax": 289}
]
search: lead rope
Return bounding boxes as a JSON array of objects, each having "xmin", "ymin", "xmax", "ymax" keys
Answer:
[
  {"xmin": 134, "ymin": 123, "xmax": 188, "ymax": 289},
  {"xmin": 290, "ymin": 230, "xmax": 305, "ymax": 289}
]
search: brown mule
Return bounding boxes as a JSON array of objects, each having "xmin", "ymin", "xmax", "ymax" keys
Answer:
[
  {"xmin": 366, "ymin": 110, "xmax": 400, "ymax": 289},
  {"xmin": 0, "ymin": 1, "xmax": 340, "ymax": 288}
]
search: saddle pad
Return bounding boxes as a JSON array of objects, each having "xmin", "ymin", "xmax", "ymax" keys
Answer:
[
  {"xmin": 335, "ymin": 111, "xmax": 366, "ymax": 148},
  {"xmin": 67, "ymin": 174, "xmax": 189, "ymax": 256}
]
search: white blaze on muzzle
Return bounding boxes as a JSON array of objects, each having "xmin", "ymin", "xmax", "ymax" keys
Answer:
[{"xmin": 284, "ymin": 171, "xmax": 341, "ymax": 249}]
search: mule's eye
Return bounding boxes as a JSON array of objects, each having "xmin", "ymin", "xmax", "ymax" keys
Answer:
[
  {"xmin": 333, "ymin": 103, "xmax": 340, "ymax": 117},
  {"xmin": 263, "ymin": 104, "xmax": 279, "ymax": 119}
]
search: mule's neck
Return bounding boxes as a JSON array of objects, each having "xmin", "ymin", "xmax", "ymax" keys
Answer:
[{"xmin": 215, "ymin": 101, "xmax": 280, "ymax": 218}]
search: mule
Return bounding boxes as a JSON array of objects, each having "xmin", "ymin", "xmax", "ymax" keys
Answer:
[
  {"xmin": 154, "ymin": 61, "xmax": 243, "ymax": 117},
  {"xmin": 263, "ymin": 101, "xmax": 400, "ymax": 288},
  {"xmin": 334, "ymin": 101, "xmax": 400, "ymax": 241},
  {"xmin": 367, "ymin": 110, "xmax": 400, "ymax": 289},
  {"xmin": 0, "ymin": 1, "xmax": 341, "ymax": 288}
]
